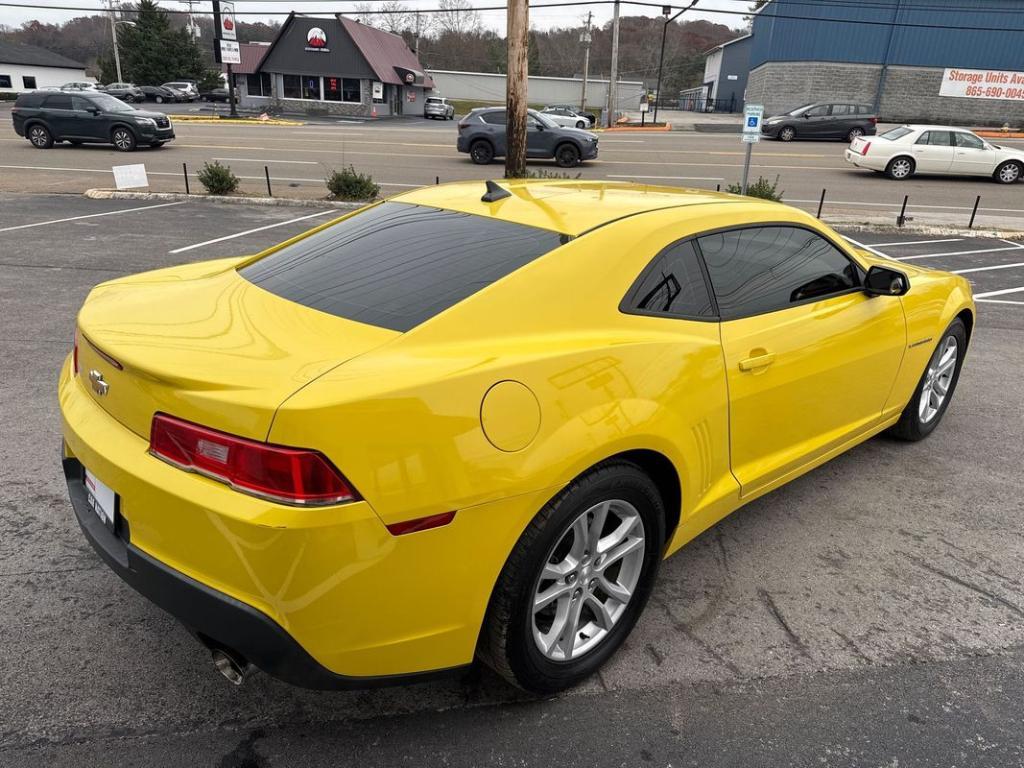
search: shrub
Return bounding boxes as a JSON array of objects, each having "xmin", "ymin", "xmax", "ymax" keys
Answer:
[
  {"xmin": 326, "ymin": 165, "xmax": 380, "ymax": 201},
  {"xmin": 197, "ymin": 161, "xmax": 239, "ymax": 195},
  {"xmin": 726, "ymin": 174, "xmax": 784, "ymax": 201},
  {"xmin": 505, "ymin": 168, "xmax": 583, "ymax": 180}
]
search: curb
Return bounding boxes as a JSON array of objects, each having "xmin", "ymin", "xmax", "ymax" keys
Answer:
[
  {"xmin": 976, "ymin": 130, "xmax": 1024, "ymax": 139},
  {"xmin": 84, "ymin": 188, "xmax": 366, "ymax": 210},
  {"xmin": 820, "ymin": 216, "xmax": 1024, "ymax": 239},
  {"xmin": 599, "ymin": 124, "xmax": 672, "ymax": 133},
  {"xmin": 168, "ymin": 115, "xmax": 305, "ymax": 126}
]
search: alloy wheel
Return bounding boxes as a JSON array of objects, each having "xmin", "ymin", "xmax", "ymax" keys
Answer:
[
  {"xmin": 29, "ymin": 126, "xmax": 49, "ymax": 147},
  {"xmin": 848, "ymin": 128, "xmax": 864, "ymax": 141},
  {"xmin": 998, "ymin": 163, "xmax": 1020, "ymax": 183},
  {"xmin": 531, "ymin": 499, "xmax": 646, "ymax": 661},
  {"xmin": 890, "ymin": 158, "xmax": 913, "ymax": 178},
  {"xmin": 919, "ymin": 335, "xmax": 958, "ymax": 424},
  {"xmin": 780, "ymin": 127, "xmax": 795, "ymax": 141},
  {"xmin": 113, "ymin": 129, "xmax": 133, "ymax": 151}
]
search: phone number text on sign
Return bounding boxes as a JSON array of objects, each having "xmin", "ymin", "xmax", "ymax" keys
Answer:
[{"xmin": 940, "ymin": 68, "xmax": 1024, "ymax": 102}]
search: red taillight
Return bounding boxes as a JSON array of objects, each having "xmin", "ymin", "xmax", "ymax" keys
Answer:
[
  {"xmin": 149, "ymin": 413, "xmax": 359, "ymax": 507},
  {"xmin": 72, "ymin": 328, "xmax": 79, "ymax": 375},
  {"xmin": 858, "ymin": 141, "xmax": 872, "ymax": 156},
  {"xmin": 869, "ymin": 117, "xmax": 878, "ymax": 125}
]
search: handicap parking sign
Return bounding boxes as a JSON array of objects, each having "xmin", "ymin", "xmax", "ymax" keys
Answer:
[{"xmin": 747, "ymin": 116, "xmax": 758, "ymax": 128}]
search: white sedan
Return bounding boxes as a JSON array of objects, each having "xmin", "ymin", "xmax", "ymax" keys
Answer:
[
  {"xmin": 845, "ymin": 125, "xmax": 1024, "ymax": 183},
  {"xmin": 541, "ymin": 107, "xmax": 591, "ymax": 129}
]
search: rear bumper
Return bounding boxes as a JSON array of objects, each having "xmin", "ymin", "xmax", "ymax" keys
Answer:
[{"xmin": 62, "ymin": 456, "xmax": 443, "ymax": 689}]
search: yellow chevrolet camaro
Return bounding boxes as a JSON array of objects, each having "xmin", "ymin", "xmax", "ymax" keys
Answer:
[{"xmin": 60, "ymin": 181, "xmax": 974, "ymax": 694}]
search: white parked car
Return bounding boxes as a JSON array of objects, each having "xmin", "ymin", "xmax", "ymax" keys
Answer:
[
  {"xmin": 162, "ymin": 81, "xmax": 199, "ymax": 101},
  {"xmin": 60, "ymin": 81, "xmax": 100, "ymax": 91},
  {"xmin": 845, "ymin": 125, "xmax": 1024, "ymax": 183},
  {"xmin": 541, "ymin": 106, "xmax": 591, "ymax": 129}
]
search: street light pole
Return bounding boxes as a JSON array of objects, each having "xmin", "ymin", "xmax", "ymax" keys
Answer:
[
  {"xmin": 606, "ymin": 0, "xmax": 620, "ymax": 128},
  {"xmin": 653, "ymin": 0, "xmax": 698, "ymax": 124},
  {"xmin": 579, "ymin": 11, "xmax": 592, "ymax": 114},
  {"xmin": 108, "ymin": 0, "xmax": 122, "ymax": 82}
]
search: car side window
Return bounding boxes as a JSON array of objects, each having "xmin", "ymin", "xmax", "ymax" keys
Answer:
[
  {"xmin": 71, "ymin": 96, "xmax": 93, "ymax": 112},
  {"xmin": 832, "ymin": 104, "xmax": 851, "ymax": 116},
  {"xmin": 623, "ymin": 240, "xmax": 715, "ymax": 319},
  {"xmin": 805, "ymin": 105, "xmax": 829, "ymax": 117},
  {"xmin": 697, "ymin": 226, "xmax": 862, "ymax": 318},
  {"xmin": 481, "ymin": 112, "xmax": 506, "ymax": 125},
  {"xmin": 43, "ymin": 93, "xmax": 73, "ymax": 110},
  {"xmin": 918, "ymin": 131, "xmax": 952, "ymax": 146},
  {"xmin": 954, "ymin": 132, "xmax": 985, "ymax": 149}
]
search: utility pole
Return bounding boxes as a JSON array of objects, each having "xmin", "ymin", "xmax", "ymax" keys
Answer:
[
  {"xmin": 606, "ymin": 0, "xmax": 620, "ymax": 128},
  {"xmin": 654, "ymin": 0, "xmax": 698, "ymax": 124},
  {"xmin": 413, "ymin": 10, "xmax": 421, "ymax": 53},
  {"xmin": 108, "ymin": 0, "xmax": 122, "ymax": 82},
  {"xmin": 505, "ymin": 0, "xmax": 529, "ymax": 177},
  {"xmin": 579, "ymin": 11, "xmax": 592, "ymax": 113}
]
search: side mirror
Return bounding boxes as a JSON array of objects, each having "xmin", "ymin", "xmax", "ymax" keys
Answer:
[{"xmin": 864, "ymin": 265, "xmax": 909, "ymax": 297}]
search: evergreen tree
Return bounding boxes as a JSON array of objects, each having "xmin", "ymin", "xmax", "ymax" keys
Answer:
[{"xmin": 99, "ymin": 0, "xmax": 209, "ymax": 84}]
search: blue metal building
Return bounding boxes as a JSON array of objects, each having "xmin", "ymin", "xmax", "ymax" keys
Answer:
[{"xmin": 744, "ymin": 0, "xmax": 1024, "ymax": 125}]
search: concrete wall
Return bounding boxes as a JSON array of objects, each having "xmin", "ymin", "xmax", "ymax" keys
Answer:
[
  {"xmin": 0, "ymin": 64, "xmax": 89, "ymax": 94},
  {"xmin": 746, "ymin": 61, "xmax": 1024, "ymax": 125},
  {"xmin": 426, "ymin": 69, "xmax": 645, "ymax": 113}
]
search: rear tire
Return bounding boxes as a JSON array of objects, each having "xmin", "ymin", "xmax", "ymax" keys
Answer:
[
  {"xmin": 994, "ymin": 161, "xmax": 1021, "ymax": 184},
  {"xmin": 28, "ymin": 124, "xmax": 53, "ymax": 148},
  {"xmin": 111, "ymin": 126, "xmax": 136, "ymax": 152},
  {"xmin": 555, "ymin": 142, "xmax": 582, "ymax": 168},
  {"xmin": 889, "ymin": 318, "xmax": 967, "ymax": 441},
  {"xmin": 847, "ymin": 127, "xmax": 865, "ymax": 142},
  {"xmin": 479, "ymin": 460, "xmax": 665, "ymax": 694},
  {"xmin": 155, "ymin": 95, "xmax": 164, "ymax": 103},
  {"xmin": 469, "ymin": 140, "xmax": 494, "ymax": 165},
  {"xmin": 885, "ymin": 156, "xmax": 915, "ymax": 180}
]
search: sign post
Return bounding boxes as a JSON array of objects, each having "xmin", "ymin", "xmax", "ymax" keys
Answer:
[
  {"xmin": 740, "ymin": 103, "xmax": 763, "ymax": 195},
  {"xmin": 639, "ymin": 95, "xmax": 649, "ymax": 127},
  {"xmin": 213, "ymin": 0, "xmax": 239, "ymax": 118}
]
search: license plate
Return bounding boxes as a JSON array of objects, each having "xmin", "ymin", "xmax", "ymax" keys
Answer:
[{"xmin": 84, "ymin": 467, "xmax": 117, "ymax": 531}]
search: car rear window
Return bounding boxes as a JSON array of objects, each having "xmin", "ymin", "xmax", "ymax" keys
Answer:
[
  {"xmin": 880, "ymin": 127, "xmax": 913, "ymax": 140},
  {"xmin": 240, "ymin": 202, "xmax": 566, "ymax": 332}
]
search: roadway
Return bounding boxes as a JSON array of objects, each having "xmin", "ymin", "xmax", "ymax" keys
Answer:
[{"xmin": 2, "ymin": 105, "xmax": 1023, "ymax": 228}]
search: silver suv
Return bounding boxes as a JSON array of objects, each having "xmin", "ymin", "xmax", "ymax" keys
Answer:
[{"xmin": 424, "ymin": 96, "xmax": 455, "ymax": 121}]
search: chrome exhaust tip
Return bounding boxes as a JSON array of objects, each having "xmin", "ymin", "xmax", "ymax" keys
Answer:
[{"xmin": 211, "ymin": 648, "xmax": 249, "ymax": 686}]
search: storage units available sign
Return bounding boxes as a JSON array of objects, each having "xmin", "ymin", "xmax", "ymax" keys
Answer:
[{"xmin": 940, "ymin": 68, "xmax": 1024, "ymax": 101}]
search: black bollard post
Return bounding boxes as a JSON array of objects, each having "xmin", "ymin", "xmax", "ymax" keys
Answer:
[
  {"xmin": 265, "ymin": 166, "xmax": 272, "ymax": 197},
  {"xmin": 183, "ymin": 162, "xmax": 190, "ymax": 195},
  {"xmin": 816, "ymin": 188, "xmax": 826, "ymax": 218},
  {"xmin": 968, "ymin": 195, "xmax": 981, "ymax": 229}
]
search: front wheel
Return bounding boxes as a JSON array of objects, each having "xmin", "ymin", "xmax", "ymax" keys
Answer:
[
  {"xmin": 469, "ymin": 140, "xmax": 494, "ymax": 165},
  {"xmin": 778, "ymin": 126, "xmax": 796, "ymax": 141},
  {"xmin": 575, "ymin": 120, "xmax": 587, "ymax": 129},
  {"xmin": 555, "ymin": 143, "xmax": 582, "ymax": 168},
  {"xmin": 28, "ymin": 124, "xmax": 53, "ymax": 148},
  {"xmin": 479, "ymin": 460, "xmax": 665, "ymax": 693},
  {"xmin": 155, "ymin": 95, "xmax": 164, "ymax": 103},
  {"xmin": 885, "ymin": 156, "xmax": 915, "ymax": 180},
  {"xmin": 111, "ymin": 127, "xmax": 136, "ymax": 152},
  {"xmin": 994, "ymin": 161, "xmax": 1021, "ymax": 184},
  {"xmin": 889, "ymin": 318, "xmax": 967, "ymax": 441}
]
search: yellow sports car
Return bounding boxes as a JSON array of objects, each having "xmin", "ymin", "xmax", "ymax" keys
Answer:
[{"xmin": 59, "ymin": 181, "xmax": 974, "ymax": 694}]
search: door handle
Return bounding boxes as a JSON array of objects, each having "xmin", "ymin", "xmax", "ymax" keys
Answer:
[{"xmin": 738, "ymin": 352, "xmax": 775, "ymax": 372}]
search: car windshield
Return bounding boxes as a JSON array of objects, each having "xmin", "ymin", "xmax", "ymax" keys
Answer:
[
  {"xmin": 240, "ymin": 202, "xmax": 567, "ymax": 332},
  {"xmin": 426, "ymin": 98, "xmax": 442, "ymax": 104},
  {"xmin": 880, "ymin": 127, "xmax": 913, "ymax": 140},
  {"xmin": 89, "ymin": 94, "xmax": 135, "ymax": 112}
]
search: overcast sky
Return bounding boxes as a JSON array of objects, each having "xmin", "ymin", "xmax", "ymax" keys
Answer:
[{"xmin": 1, "ymin": 0, "xmax": 751, "ymax": 36}]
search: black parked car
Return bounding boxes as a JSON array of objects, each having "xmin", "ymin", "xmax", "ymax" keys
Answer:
[
  {"xmin": 761, "ymin": 103, "xmax": 878, "ymax": 142},
  {"xmin": 102, "ymin": 82, "xmax": 146, "ymax": 103},
  {"xmin": 456, "ymin": 107, "xmax": 598, "ymax": 168},
  {"xmin": 199, "ymin": 87, "xmax": 233, "ymax": 103},
  {"xmin": 139, "ymin": 85, "xmax": 178, "ymax": 104},
  {"xmin": 12, "ymin": 90, "xmax": 175, "ymax": 151}
]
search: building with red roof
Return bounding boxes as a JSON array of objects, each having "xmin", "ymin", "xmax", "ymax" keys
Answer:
[{"xmin": 238, "ymin": 13, "xmax": 434, "ymax": 117}]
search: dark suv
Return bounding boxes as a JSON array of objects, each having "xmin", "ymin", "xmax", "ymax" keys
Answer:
[
  {"xmin": 761, "ymin": 103, "xmax": 877, "ymax": 142},
  {"xmin": 457, "ymin": 107, "xmax": 598, "ymax": 167},
  {"xmin": 12, "ymin": 90, "xmax": 175, "ymax": 151}
]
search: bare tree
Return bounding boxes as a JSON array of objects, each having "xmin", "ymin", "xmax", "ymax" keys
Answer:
[
  {"xmin": 434, "ymin": 0, "xmax": 482, "ymax": 36},
  {"xmin": 352, "ymin": 1, "xmax": 417, "ymax": 34}
]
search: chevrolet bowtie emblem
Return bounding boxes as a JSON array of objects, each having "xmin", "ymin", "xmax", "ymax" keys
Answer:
[{"xmin": 89, "ymin": 369, "xmax": 109, "ymax": 396}]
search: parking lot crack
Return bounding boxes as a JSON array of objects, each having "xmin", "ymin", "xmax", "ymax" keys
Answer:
[
  {"xmin": 831, "ymin": 628, "xmax": 872, "ymax": 665},
  {"xmin": 654, "ymin": 597, "xmax": 742, "ymax": 677},
  {"xmin": 758, "ymin": 589, "xmax": 811, "ymax": 658},
  {"xmin": 907, "ymin": 556, "xmax": 1024, "ymax": 618}
]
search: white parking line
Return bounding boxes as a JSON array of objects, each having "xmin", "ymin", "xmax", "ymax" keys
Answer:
[
  {"xmin": 168, "ymin": 211, "xmax": 335, "ymax": 254},
  {"xmin": 212, "ymin": 157, "xmax": 319, "ymax": 165},
  {"xmin": 976, "ymin": 298, "xmax": 1024, "ymax": 305},
  {"xmin": 897, "ymin": 245, "xmax": 1024, "ymax": 262},
  {"xmin": 842, "ymin": 237, "xmax": 890, "ymax": 258},
  {"xmin": 974, "ymin": 285, "xmax": 1024, "ymax": 298},
  {"xmin": 953, "ymin": 261, "xmax": 1024, "ymax": 275},
  {"xmin": 866, "ymin": 238, "xmax": 963, "ymax": 247},
  {"xmin": 0, "ymin": 201, "xmax": 186, "ymax": 233},
  {"xmin": 607, "ymin": 174, "xmax": 724, "ymax": 181}
]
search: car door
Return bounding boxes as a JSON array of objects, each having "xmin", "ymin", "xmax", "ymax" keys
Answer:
[
  {"xmin": 828, "ymin": 104, "xmax": 856, "ymax": 138},
  {"xmin": 697, "ymin": 225, "xmax": 906, "ymax": 497},
  {"xmin": 800, "ymin": 104, "xmax": 832, "ymax": 136},
  {"xmin": 480, "ymin": 111, "xmax": 508, "ymax": 155},
  {"xmin": 950, "ymin": 131, "xmax": 997, "ymax": 176},
  {"xmin": 71, "ymin": 95, "xmax": 108, "ymax": 140},
  {"xmin": 526, "ymin": 114, "xmax": 555, "ymax": 156},
  {"xmin": 41, "ymin": 92, "xmax": 78, "ymax": 138},
  {"xmin": 911, "ymin": 130, "xmax": 955, "ymax": 173}
]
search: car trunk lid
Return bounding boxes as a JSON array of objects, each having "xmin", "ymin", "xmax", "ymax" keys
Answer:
[{"xmin": 75, "ymin": 257, "xmax": 398, "ymax": 441}]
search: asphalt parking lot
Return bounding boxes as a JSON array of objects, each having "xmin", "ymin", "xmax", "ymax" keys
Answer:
[{"xmin": 2, "ymin": 195, "xmax": 1023, "ymax": 766}]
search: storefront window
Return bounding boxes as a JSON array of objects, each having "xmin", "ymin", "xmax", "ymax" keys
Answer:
[
  {"xmin": 324, "ymin": 76, "xmax": 341, "ymax": 101},
  {"xmin": 342, "ymin": 78, "xmax": 361, "ymax": 102},
  {"xmin": 301, "ymin": 75, "xmax": 320, "ymax": 100},
  {"xmin": 247, "ymin": 73, "xmax": 271, "ymax": 97},
  {"xmin": 282, "ymin": 74, "xmax": 302, "ymax": 99}
]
